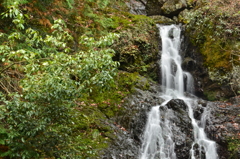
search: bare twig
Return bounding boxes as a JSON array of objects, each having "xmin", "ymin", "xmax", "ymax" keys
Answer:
[
  {"xmin": 0, "ymin": 61, "xmax": 25, "ymax": 74},
  {"xmin": 0, "ymin": 57, "xmax": 52, "ymax": 74}
]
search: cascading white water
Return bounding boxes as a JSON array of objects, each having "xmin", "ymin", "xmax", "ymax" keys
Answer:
[
  {"xmin": 186, "ymin": 99, "xmax": 219, "ymax": 159},
  {"xmin": 140, "ymin": 106, "xmax": 176, "ymax": 159},
  {"xmin": 140, "ymin": 25, "xmax": 218, "ymax": 159}
]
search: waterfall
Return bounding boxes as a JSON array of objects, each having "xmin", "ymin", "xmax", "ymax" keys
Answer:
[
  {"xmin": 140, "ymin": 25, "xmax": 218, "ymax": 159},
  {"xmin": 140, "ymin": 106, "xmax": 176, "ymax": 159}
]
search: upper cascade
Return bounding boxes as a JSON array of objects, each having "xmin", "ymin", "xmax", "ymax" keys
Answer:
[{"xmin": 159, "ymin": 24, "xmax": 194, "ymax": 99}]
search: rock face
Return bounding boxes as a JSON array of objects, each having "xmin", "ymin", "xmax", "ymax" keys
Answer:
[
  {"xmin": 102, "ymin": 84, "xmax": 196, "ymax": 159},
  {"xmin": 161, "ymin": 0, "xmax": 187, "ymax": 17},
  {"xmin": 180, "ymin": 31, "xmax": 210, "ymax": 98},
  {"xmin": 165, "ymin": 99, "xmax": 194, "ymax": 159},
  {"xmin": 102, "ymin": 76, "xmax": 239, "ymax": 159},
  {"xmin": 146, "ymin": 0, "xmax": 164, "ymax": 15},
  {"xmin": 181, "ymin": 30, "xmax": 236, "ymax": 100},
  {"xmin": 101, "ymin": 79, "xmax": 164, "ymax": 158},
  {"xmin": 205, "ymin": 96, "xmax": 240, "ymax": 159}
]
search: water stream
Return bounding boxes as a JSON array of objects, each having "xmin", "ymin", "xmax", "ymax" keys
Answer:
[{"xmin": 140, "ymin": 25, "xmax": 218, "ymax": 159}]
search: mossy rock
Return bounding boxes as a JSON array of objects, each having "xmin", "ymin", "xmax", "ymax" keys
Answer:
[
  {"xmin": 203, "ymin": 90, "xmax": 217, "ymax": 101},
  {"xmin": 111, "ymin": 13, "xmax": 159, "ymax": 81},
  {"xmin": 161, "ymin": 0, "xmax": 187, "ymax": 15},
  {"xmin": 149, "ymin": 15, "xmax": 175, "ymax": 24}
]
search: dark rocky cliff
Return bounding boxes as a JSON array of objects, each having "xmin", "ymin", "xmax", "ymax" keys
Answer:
[{"xmin": 102, "ymin": 84, "xmax": 239, "ymax": 158}]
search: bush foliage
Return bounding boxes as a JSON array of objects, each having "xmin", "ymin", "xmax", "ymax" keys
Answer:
[{"xmin": 0, "ymin": 1, "xmax": 124, "ymax": 158}]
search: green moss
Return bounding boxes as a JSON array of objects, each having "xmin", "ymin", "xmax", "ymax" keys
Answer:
[
  {"xmin": 64, "ymin": 70, "xmax": 144, "ymax": 158},
  {"xmin": 68, "ymin": 71, "xmax": 142, "ymax": 156},
  {"xmin": 203, "ymin": 91, "xmax": 217, "ymax": 101},
  {"xmin": 228, "ymin": 138, "xmax": 240, "ymax": 152},
  {"xmin": 109, "ymin": 11, "xmax": 159, "ymax": 80},
  {"xmin": 227, "ymin": 137, "xmax": 240, "ymax": 159},
  {"xmin": 200, "ymin": 37, "xmax": 232, "ymax": 70},
  {"xmin": 186, "ymin": 27, "xmax": 231, "ymax": 70},
  {"xmin": 107, "ymin": 9, "xmax": 155, "ymax": 31},
  {"xmin": 79, "ymin": 72, "xmax": 140, "ymax": 119},
  {"xmin": 110, "ymin": 14, "xmax": 132, "ymax": 30},
  {"xmin": 68, "ymin": 105, "xmax": 113, "ymax": 157},
  {"xmin": 183, "ymin": 3, "xmax": 240, "ymax": 75},
  {"xmin": 149, "ymin": 15, "xmax": 175, "ymax": 24}
]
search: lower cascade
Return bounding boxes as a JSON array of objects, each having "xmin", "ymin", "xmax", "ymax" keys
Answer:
[{"xmin": 140, "ymin": 25, "xmax": 218, "ymax": 159}]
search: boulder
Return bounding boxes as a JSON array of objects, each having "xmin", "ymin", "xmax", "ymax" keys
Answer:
[
  {"xmin": 166, "ymin": 99, "xmax": 194, "ymax": 159},
  {"xmin": 146, "ymin": 0, "xmax": 194, "ymax": 17},
  {"xmin": 149, "ymin": 15, "xmax": 175, "ymax": 24},
  {"xmin": 161, "ymin": 0, "xmax": 187, "ymax": 17},
  {"xmin": 126, "ymin": 0, "xmax": 147, "ymax": 15}
]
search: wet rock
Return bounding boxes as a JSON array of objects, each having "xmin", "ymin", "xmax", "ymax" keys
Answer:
[
  {"xmin": 182, "ymin": 57, "xmax": 196, "ymax": 72},
  {"xmin": 193, "ymin": 105, "xmax": 204, "ymax": 120},
  {"xmin": 101, "ymin": 87, "xmax": 240, "ymax": 159},
  {"xmin": 166, "ymin": 99, "xmax": 194, "ymax": 159},
  {"xmin": 101, "ymin": 78, "xmax": 164, "ymax": 159},
  {"xmin": 197, "ymin": 99, "xmax": 207, "ymax": 107},
  {"xmin": 192, "ymin": 143, "xmax": 206, "ymax": 159},
  {"xmin": 166, "ymin": 99, "xmax": 188, "ymax": 111},
  {"xmin": 204, "ymin": 96, "xmax": 240, "ymax": 159}
]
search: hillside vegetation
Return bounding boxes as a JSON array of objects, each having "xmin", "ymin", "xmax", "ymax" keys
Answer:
[
  {"xmin": 0, "ymin": 0, "xmax": 239, "ymax": 158},
  {"xmin": 0, "ymin": 0, "xmax": 159, "ymax": 158}
]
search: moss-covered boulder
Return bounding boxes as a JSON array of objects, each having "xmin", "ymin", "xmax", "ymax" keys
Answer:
[
  {"xmin": 161, "ymin": 0, "xmax": 187, "ymax": 17},
  {"xmin": 146, "ymin": 0, "xmax": 196, "ymax": 17},
  {"xmin": 149, "ymin": 15, "xmax": 175, "ymax": 24}
]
